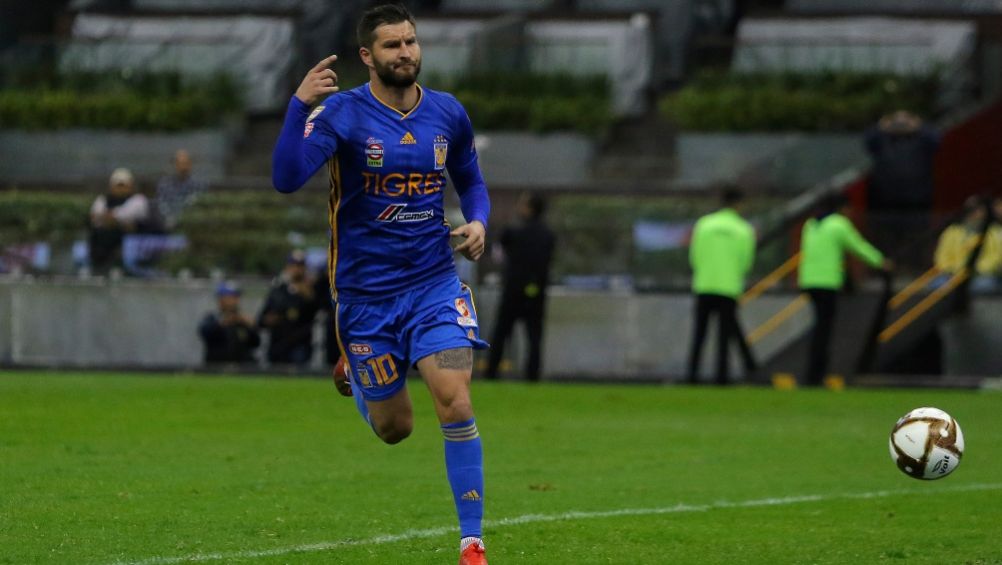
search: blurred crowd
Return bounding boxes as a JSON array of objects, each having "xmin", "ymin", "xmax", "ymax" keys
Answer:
[
  {"xmin": 198, "ymin": 250, "xmax": 339, "ymax": 371},
  {"xmin": 85, "ymin": 148, "xmax": 204, "ymax": 276}
]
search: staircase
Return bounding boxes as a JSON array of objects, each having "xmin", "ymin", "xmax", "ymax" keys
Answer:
[
  {"xmin": 590, "ymin": 113, "xmax": 680, "ymax": 191},
  {"xmin": 227, "ymin": 115, "xmax": 285, "ymax": 179}
]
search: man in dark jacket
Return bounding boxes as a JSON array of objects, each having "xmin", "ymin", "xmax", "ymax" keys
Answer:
[
  {"xmin": 198, "ymin": 281, "xmax": 260, "ymax": 365},
  {"xmin": 864, "ymin": 110, "xmax": 940, "ymax": 271},
  {"xmin": 257, "ymin": 250, "xmax": 322, "ymax": 366},
  {"xmin": 486, "ymin": 193, "xmax": 556, "ymax": 381}
]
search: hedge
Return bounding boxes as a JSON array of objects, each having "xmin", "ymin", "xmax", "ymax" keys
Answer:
[
  {"xmin": 429, "ymin": 73, "xmax": 612, "ymax": 134},
  {"xmin": 3, "ymin": 190, "xmax": 791, "ymax": 285},
  {"xmin": 0, "ymin": 71, "xmax": 241, "ymax": 131},
  {"xmin": 660, "ymin": 71, "xmax": 939, "ymax": 132},
  {"xmin": 0, "ymin": 69, "xmax": 609, "ymax": 134},
  {"xmin": 0, "ymin": 189, "xmax": 329, "ymax": 275},
  {"xmin": 0, "ymin": 191, "xmax": 91, "ymax": 245},
  {"xmin": 548, "ymin": 194, "xmax": 788, "ymax": 288}
]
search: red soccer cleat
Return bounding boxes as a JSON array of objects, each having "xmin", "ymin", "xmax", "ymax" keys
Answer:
[
  {"xmin": 458, "ymin": 540, "xmax": 487, "ymax": 565},
  {"xmin": 332, "ymin": 356, "xmax": 352, "ymax": 397}
]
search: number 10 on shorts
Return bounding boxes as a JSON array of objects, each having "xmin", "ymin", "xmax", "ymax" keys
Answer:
[{"xmin": 363, "ymin": 353, "xmax": 399, "ymax": 387}]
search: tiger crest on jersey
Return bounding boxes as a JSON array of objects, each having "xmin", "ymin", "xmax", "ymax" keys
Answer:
[{"xmin": 434, "ymin": 134, "xmax": 448, "ymax": 170}]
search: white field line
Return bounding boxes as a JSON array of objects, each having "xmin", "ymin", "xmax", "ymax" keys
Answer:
[{"xmin": 113, "ymin": 482, "xmax": 1002, "ymax": 565}]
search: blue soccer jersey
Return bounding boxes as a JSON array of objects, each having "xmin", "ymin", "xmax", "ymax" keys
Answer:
[{"xmin": 272, "ymin": 84, "xmax": 490, "ymax": 303}]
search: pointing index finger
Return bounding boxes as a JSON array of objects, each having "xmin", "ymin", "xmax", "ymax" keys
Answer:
[{"xmin": 312, "ymin": 54, "xmax": 338, "ymax": 72}]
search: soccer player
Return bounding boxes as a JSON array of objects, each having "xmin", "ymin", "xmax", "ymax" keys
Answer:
[{"xmin": 271, "ymin": 5, "xmax": 490, "ymax": 564}]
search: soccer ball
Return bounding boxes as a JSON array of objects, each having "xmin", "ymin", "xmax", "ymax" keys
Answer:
[{"xmin": 888, "ymin": 407, "xmax": 964, "ymax": 480}]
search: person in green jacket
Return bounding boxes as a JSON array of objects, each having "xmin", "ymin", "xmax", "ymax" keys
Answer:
[
  {"xmin": 686, "ymin": 187, "xmax": 758, "ymax": 384},
  {"xmin": 799, "ymin": 192, "xmax": 893, "ymax": 386}
]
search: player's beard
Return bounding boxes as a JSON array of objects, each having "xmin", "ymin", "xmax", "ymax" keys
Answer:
[{"xmin": 373, "ymin": 57, "xmax": 421, "ymax": 88}]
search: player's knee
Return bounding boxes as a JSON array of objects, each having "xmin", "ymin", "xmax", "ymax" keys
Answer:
[
  {"xmin": 377, "ymin": 428, "xmax": 411, "ymax": 445},
  {"xmin": 439, "ymin": 398, "xmax": 474, "ymax": 423},
  {"xmin": 374, "ymin": 415, "xmax": 413, "ymax": 445}
]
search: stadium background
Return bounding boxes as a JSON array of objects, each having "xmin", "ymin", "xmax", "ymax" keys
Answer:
[
  {"xmin": 4, "ymin": 3, "xmax": 1002, "ymax": 565},
  {"xmin": 2, "ymin": 0, "xmax": 1002, "ymax": 382}
]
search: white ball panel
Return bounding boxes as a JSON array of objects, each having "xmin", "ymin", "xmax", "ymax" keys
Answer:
[
  {"xmin": 892, "ymin": 421, "xmax": 931, "ymax": 460},
  {"xmin": 906, "ymin": 407, "xmax": 951, "ymax": 420},
  {"xmin": 924, "ymin": 446, "xmax": 960, "ymax": 479}
]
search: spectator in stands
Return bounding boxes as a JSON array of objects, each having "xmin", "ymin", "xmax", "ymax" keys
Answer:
[
  {"xmin": 88, "ymin": 168, "xmax": 151, "ymax": 274},
  {"xmin": 485, "ymin": 192, "xmax": 556, "ymax": 382},
  {"xmin": 864, "ymin": 109, "xmax": 941, "ymax": 271},
  {"xmin": 933, "ymin": 196, "xmax": 1002, "ymax": 291},
  {"xmin": 257, "ymin": 250, "xmax": 322, "ymax": 366},
  {"xmin": 799, "ymin": 192, "xmax": 892, "ymax": 387},
  {"xmin": 685, "ymin": 186, "xmax": 758, "ymax": 385},
  {"xmin": 154, "ymin": 148, "xmax": 206, "ymax": 231},
  {"xmin": 198, "ymin": 281, "xmax": 261, "ymax": 365}
]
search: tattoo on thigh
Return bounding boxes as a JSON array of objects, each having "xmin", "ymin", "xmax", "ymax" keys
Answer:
[{"xmin": 434, "ymin": 348, "xmax": 472, "ymax": 370}]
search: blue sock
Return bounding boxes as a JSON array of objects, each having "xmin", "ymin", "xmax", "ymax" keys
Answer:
[
  {"xmin": 348, "ymin": 377, "xmax": 372, "ymax": 428},
  {"xmin": 442, "ymin": 418, "xmax": 484, "ymax": 539}
]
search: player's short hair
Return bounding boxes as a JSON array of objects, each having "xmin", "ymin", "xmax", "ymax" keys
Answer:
[
  {"xmin": 357, "ymin": 4, "xmax": 416, "ymax": 49},
  {"xmin": 524, "ymin": 193, "xmax": 547, "ymax": 219},
  {"xmin": 818, "ymin": 191, "xmax": 849, "ymax": 216},
  {"xmin": 719, "ymin": 185, "xmax": 743, "ymax": 207}
]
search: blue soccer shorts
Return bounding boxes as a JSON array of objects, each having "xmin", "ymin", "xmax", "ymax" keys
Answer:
[{"xmin": 334, "ymin": 276, "xmax": 489, "ymax": 401}]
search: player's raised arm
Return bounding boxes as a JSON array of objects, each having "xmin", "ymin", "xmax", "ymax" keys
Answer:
[{"xmin": 272, "ymin": 55, "xmax": 340, "ymax": 193}]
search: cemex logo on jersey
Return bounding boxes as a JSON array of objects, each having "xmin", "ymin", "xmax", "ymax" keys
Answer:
[{"xmin": 376, "ymin": 203, "xmax": 434, "ymax": 223}]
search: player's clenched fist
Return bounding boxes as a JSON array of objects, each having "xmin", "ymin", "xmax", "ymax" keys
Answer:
[
  {"xmin": 295, "ymin": 54, "xmax": 339, "ymax": 106},
  {"xmin": 452, "ymin": 221, "xmax": 487, "ymax": 261}
]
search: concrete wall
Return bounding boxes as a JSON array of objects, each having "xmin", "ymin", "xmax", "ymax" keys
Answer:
[
  {"xmin": 674, "ymin": 133, "xmax": 865, "ymax": 192},
  {"xmin": 1, "ymin": 277, "xmax": 998, "ymax": 379},
  {"xmin": 474, "ymin": 132, "xmax": 597, "ymax": 187},
  {"xmin": 0, "ymin": 129, "xmax": 235, "ymax": 184}
]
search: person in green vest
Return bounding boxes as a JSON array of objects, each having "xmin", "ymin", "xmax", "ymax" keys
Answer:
[
  {"xmin": 799, "ymin": 192, "xmax": 893, "ymax": 386},
  {"xmin": 686, "ymin": 186, "xmax": 758, "ymax": 384}
]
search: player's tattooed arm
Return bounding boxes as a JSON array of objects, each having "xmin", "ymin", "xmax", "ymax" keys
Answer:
[{"xmin": 434, "ymin": 348, "xmax": 473, "ymax": 370}]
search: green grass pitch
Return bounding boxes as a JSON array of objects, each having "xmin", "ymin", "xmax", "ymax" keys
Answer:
[{"xmin": 2, "ymin": 371, "xmax": 1001, "ymax": 564}]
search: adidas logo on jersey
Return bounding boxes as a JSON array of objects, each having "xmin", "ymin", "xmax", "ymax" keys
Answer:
[
  {"xmin": 400, "ymin": 132, "xmax": 416, "ymax": 145},
  {"xmin": 460, "ymin": 490, "xmax": 481, "ymax": 501}
]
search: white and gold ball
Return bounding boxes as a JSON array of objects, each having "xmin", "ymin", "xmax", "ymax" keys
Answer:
[{"xmin": 889, "ymin": 407, "xmax": 964, "ymax": 480}]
